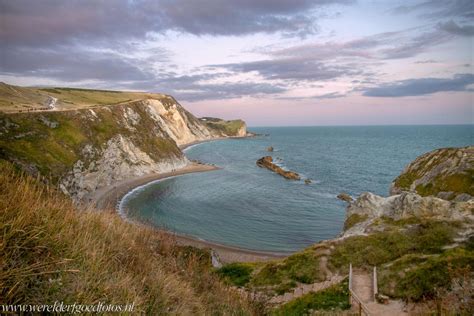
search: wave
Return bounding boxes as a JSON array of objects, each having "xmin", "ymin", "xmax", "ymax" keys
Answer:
[{"xmin": 118, "ymin": 176, "xmax": 178, "ymax": 220}]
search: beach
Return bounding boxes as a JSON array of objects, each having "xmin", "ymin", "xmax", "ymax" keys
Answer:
[{"xmin": 90, "ymin": 138, "xmax": 288, "ymax": 263}]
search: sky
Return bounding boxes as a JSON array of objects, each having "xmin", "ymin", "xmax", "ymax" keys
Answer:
[{"xmin": 0, "ymin": 0, "xmax": 473, "ymax": 126}]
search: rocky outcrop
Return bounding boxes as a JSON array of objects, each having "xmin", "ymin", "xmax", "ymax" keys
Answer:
[
  {"xmin": 391, "ymin": 146, "xmax": 473, "ymax": 200},
  {"xmin": 347, "ymin": 192, "xmax": 472, "ymax": 221},
  {"xmin": 256, "ymin": 156, "xmax": 300, "ymax": 180},
  {"xmin": 341, "ymin": 146, "xmax": 474, "ymax": 238},
  {"xmin": 337, "ymin": 193, "xmax": 353, "ymax": 203},
  {"xmin": 0, "ymin": 97, "xmax": 247, "ymax": 203},
  {"xmin": 342, "ymin": 191, "xmax": 473, "ymax": 237}
]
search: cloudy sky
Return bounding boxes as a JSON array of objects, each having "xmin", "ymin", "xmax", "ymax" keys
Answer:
[{"xmin": 0, "ymin": 0, "xmax": 473, "ymax": 126}]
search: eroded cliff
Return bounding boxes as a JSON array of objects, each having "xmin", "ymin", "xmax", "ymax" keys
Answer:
[{"xmin": 0, "ymin": 93, "xmax": 247, "ymax": 202}]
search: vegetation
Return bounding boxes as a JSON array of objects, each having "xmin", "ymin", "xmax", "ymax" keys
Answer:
[
  {"xmin": 343, "ymin": 213, "xmax": 368, "ymax": 230},
  {"xmin": 329, "ymin": 220, "xmax": 457, "ymax": 271},
  {"xmin": 415, "ymin": 170, "xmax": 474, "ymax": 198},
  {"xmin": 378, "ymin": 247, "xmax": 473, "ymax": 307},
  {"xmin": 392, "ymin": 146, "xmax": 474, "ymax": 198},
  {"xmin": 272, "ymin": 278, "xmax": 350, "ymax": 315},
  {"xmin": 0, "ymin": 82, "xmax": 168, "ymax": 112},
  {"xmin": 0, "ymin": 101, "xmax": 182, "ymax": 182},
  {"xmin": 201, "ymin": 117, "xmax": 246, "ymax": 136},
  {"xmin": 216, "ymin": 263, "xmax": 255, "ymax": 287},
  {"xmin": 0, "ymin": 161, "xmax": 260, "ymax": 314},
  {"xmin": 252, "ymin": 251, "xmax": 324, "ymax": 286}
]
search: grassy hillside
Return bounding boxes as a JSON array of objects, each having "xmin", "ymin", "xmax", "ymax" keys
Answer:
[
  {"xmin": 0, "ymin": 161, "xmax": 261, "ymax": 314},
  {"xmin": 200, "ymin": 117, "xmax": 246, "ymax": 136},
  {"xmin": 0, "ymin": 101, "xmax": 182, "ymax": 183},
  {"xmin": 392, "ymin": 146, "xmax": 474, "ymax": 199},
  {"xmin": 0, "ymin": 82, "xmax": 168, "ymax": 113},
  {"xmin": 217, "ymin": 217, "xmax": 473, "ymax": 314}
]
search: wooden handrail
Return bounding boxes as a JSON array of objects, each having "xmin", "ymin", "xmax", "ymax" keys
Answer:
[
  {"xmin": 349, "ymin": 288, "xmax": 372, "ymax": 316},
  {"xmin": 348, "ymin": 263, "xmax": 372, "ymax": 316},
  {"xmin": 373, "ymin": 266, "xmax": 378, "ymax": 301}
]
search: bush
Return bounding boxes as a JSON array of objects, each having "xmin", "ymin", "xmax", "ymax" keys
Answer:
[
  {"xmin": 273, "ymin": 278, "xmax": 350, "ymax": 315},
  {"xmin": 216, "ymin": 263, "xmax": 254, "ymax": 287}
]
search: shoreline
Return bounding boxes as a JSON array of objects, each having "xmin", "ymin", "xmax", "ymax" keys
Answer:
[
  {"xmin": 91, "ymin": 137, "xmax": 289, "ymax": 263},
  {"xmin": 91, "ymin": 162, "xmax": 219, "ymax": 210},
  {"xmin": 179, "ymin": 135, "xmax": 251, "ymax": 151}
]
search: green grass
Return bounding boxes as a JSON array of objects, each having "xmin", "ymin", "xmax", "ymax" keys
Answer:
[
  {"xmin": 378, "ymin": 247, "xmax": 473, "ymax": 301},
  {"xmin": 0, "ymin": 82, "xmax": 169, "ymax": 112},
  {"xmin": 0, "ymin": 101, "xmax": 183, "ymax": 183},
  {"xmin": 202, "ymin": 118, "xmax": 245, "ymax": 136},
  {"xmin": 394, "ymin": 172, "xmax": 418, "ymax": 190},
  {"xmin": 392, "ymin": 147, "xmax": 473, "ymax": 198},
  {"xmin": 329, "ymin": 220, "xmax": 456, "ymax": 271},
  {"xmin": 415, "ymin": 171, "xmax": 474, "ymax": 197},
  {"xmin": 344, "ymin": 213, "xmax": 368, "ymax": 230},
  {"xmin": 272, "ymin": 278, "xmax": 350, "ymax": 315},
  {"xmin": 252, "ymin": 251, "xmax": 324, "ymax": 287},
  {"xmin": 216, "ymin": 263, "xmax": 254, "ymax": 287},
  {"xmin": 0, "ymin": 161, "xmax": 259, "ymax": 314}
]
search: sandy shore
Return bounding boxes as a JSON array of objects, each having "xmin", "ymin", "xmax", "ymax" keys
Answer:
[
  {"xmin": 91, "ymin": 162, "xmax": 219, "ymax": 210},
  {"xmin": 90, "ymin": 139, "xmax": 289, "ymax": 263}
]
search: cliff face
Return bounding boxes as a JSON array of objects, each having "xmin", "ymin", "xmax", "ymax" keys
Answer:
[
  {"xmin": 390, "ymin": 146, "xmax": 473, "ymax": 201},
  {"xmin": 0, "ymin": 96, "xmax": 246, "ymax": 202}
]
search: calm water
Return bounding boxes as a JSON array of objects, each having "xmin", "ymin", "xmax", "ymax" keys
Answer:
[{"xmin": 122, "ymin": 125, "xmax": 473, "ymax": 252}]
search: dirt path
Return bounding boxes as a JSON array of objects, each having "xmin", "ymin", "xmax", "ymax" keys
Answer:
[
  {"xmin": 352, "ymin": 271, "xmax": 373, "ymax": 303},
  {"xmin": 351, "ymin": 270, "xmax": 408, "ymax": 315}
]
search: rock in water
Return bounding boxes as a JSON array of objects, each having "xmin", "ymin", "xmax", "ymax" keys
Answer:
[
  {"xmin": 267, "ymin": 146, "xmax": 274, "ymax": 152},
  {"xmin": 256, "ymin": 156, "xmax": 300, "ymax": 180},
  {"xmin": 305, "ymin": 179, "xmax": 312, "ymax": 184},
  {"xmin": 337, "ymin": 193, "xmax": 353, "ymax": 203}
]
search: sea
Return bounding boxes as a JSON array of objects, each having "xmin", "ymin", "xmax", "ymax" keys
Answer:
[{"xmin": 120, "ymin": 125, "xmax": 473, "ymax": 253}]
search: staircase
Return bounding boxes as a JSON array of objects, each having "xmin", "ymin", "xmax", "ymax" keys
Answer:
[{"xmin": 349, "ymin": 264, "xmax": 408, "ymax": 316}]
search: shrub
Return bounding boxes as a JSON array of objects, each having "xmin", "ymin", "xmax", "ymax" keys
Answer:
[
  {"xmin": 272, "ymin": 278, "xmax": 350, "ymax": 315},
  {"xmin": 216, "ymin": 263, "xmax": 254, "ymax": 287}
]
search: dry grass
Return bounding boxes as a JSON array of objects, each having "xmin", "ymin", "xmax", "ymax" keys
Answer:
[{"xmin": 0, "ymin": 161, "xmax": 261, "ymax": 315}]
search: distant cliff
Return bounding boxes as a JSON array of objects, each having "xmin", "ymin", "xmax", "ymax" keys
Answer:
[
  {"xmin": 391, "ymin": 146, "xmax": 473, "ymax": 201},
  {"xmin": 0, "ymin": 84, "xmax": 247, "ymax": 202}
]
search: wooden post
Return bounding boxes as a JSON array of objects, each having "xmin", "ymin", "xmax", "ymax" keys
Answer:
[
  {"xmin": 359, "ymin": 302, "xmax": 362, "ymax": 315},
  {"xmin": 373, "ymin": 266, "xmax": 378, "ymax": 302},
  {"xmin": 349, "ymin": 263, "xmax": 353, "ymax": 305}
]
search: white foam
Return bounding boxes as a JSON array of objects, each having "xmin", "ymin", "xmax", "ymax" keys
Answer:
[{"xmin": 118, "ymin": 175, "xmax": 178, "ymax": 220}]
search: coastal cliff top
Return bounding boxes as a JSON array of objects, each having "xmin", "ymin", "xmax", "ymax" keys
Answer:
[
  {"xmin": 391, "ymin": 145, "xmax": 474, "ymax": 200},
  {"xmin": 0, "ymin": 82, "xmax": 173, "ymax": 113}
]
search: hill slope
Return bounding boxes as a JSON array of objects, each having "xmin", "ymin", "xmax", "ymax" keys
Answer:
[
  {"xmin": 0, "ymin": 83, "xmax": 247, "ymax": 202},
  {"xmin": 391, "ymin": 146, "xmax": 473, "ymax": 200},
  {"xmin": 0, "ymin": 161, "xmax": 259, "ymax": 314}
]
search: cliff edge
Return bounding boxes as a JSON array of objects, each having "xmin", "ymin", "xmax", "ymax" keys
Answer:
[
  {"xmin": 390, "ymin": 146, "xmax": 473, "ymax": 201},
  {"xmin": 0, "ymin": 83, "xmax": 247, "ymax": 202}
]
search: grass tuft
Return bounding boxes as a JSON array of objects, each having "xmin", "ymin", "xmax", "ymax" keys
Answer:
[{"xmin": 0, "ymin": 160, "xmax": 260, "ymax": 314}]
